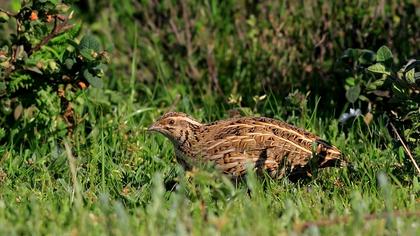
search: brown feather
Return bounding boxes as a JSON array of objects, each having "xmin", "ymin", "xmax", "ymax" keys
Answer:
[{"xmin": 149, "ymin": 112, "xmax": 346, "ymax": 180}]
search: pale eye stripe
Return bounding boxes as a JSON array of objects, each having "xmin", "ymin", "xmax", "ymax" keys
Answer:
[{"xmin": 174, "ymin": 117, "xmax": 202, "ymax": 126}]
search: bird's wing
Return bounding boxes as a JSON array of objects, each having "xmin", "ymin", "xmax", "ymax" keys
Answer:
[{"xmin": 195, "ymin": 118, "xmax": 343, "ymax": 177}]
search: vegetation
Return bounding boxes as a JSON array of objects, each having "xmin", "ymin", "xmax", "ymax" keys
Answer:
[
  {"xmin": 0, "ymin": 0, "xmax": 419, "ymax": 235},
  {"xmin": 0, "ymin": 0, "xmax": 108, "ymax": 143}
]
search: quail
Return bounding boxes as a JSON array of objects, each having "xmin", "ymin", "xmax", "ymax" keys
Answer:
[{"xmin": 149, "ymin": 112, "xmax": 346, "ymax": 180}]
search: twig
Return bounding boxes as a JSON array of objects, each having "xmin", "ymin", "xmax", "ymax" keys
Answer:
[
  {"xmin": 207, "ymin": 44, "xmax": 224, "ymax": 96},
  {"xmin": 28, "ymin": 15, "xmax": 74, "ymax": 56},
  {"xmin": 167, "ymin": 94, "xmax": 181, "ymax": 112},
  {"xmin": 180, "ymin": 0, "xmax": 192, "ymax": 57},
  {"xmin": 0, "ymin": 8, "xmax": 17, "ymax": 17},
  {"xmin": 64, "ymin": 140, "xmax": 82, "ymax": 207},
  {"xmin": 169, "ymin": 19, "xmax": 184, "ymax": 44},
  {"xmin": 314, "ymin": 33, "xmax": 327, "ymax": 47},
  {"xmin": 390, "ymin": 122, "xmax": 420, "ymax": 175},
  {"xmin": 296, "ymin": 210, "xmax": 420, "ymax": 231}
]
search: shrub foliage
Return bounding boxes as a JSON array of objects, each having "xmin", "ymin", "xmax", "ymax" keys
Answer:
[
  {"xmin": 0, "ymin": 1, "xmax": 108, "ymax": 143},
  {"xmin": 98, "ymin": 1, "xmax": 419, "ymax": 105},
  {"xmin": 338, "ymin": 46, "xmax": 419, "ymax": 152}
]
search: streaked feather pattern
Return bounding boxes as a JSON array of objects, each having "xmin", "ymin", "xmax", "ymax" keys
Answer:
[{"xmin": 149, "ymin": 112, "xmax": 346, "ymax": 180}]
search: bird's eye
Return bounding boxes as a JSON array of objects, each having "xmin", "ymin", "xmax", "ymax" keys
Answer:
[{"xmin": 168, "ymin": 119, "xmax": 175, "ymax": 125}]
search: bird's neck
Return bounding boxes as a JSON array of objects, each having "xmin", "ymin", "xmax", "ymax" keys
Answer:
[{"xmin": 174, "ymin": 124, "xmax": 201, "ymax": 155}]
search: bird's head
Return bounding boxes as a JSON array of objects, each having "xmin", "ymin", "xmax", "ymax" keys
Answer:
[{"xmin": 148, "ymin": 112, "xmax": 203, "ymax": 145}]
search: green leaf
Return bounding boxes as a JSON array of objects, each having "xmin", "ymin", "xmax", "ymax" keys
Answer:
[
  {"xmin": 0, "ymin": 12, "xmax": 9, "ymax": 23},
  {"xmin": 367, "ymin": 63, "xmax": 391, "ymax": 76},
  {"xmin": 415, "ymin": 72, "xmax": 420, "ymax": 82},
  {"xmin": 366, "ymin": 77, "xmax": 385, "ymax": 90},
  {"xmin": 376, "ymin": 46, "xmax": 393, "ymax": 63},
  {"xmin": 79, "ymin": 48, "xmax": 95, "ymax": 61},
  {"xmin": 0, "ymin": 81, "xmax": 6, "ymax": 96},
  {"xmin": 0, "ymin": 128, "xmax": 5, "ymax": 140},
  {"xmin": 93, "ymin": 63, "xmax": 107, "ymax": 71},
  {"xmin": 64, "ymin": 58, "xmax": 75, "ymax": 70},
  {"xmin": 345, "ymin": 77, "xmax": 356, "ymax": 86},
  {"xmin": 406, "ymin": 69, "xmax": 415, "ymax": 84},
  {"xmin": 83, "ymin": 69, "xmax": 103, "ymax": 88},
  {"xmin": 79, "ymin": 35, "xmax": 101, "ymax": 52},
  {"xmin": 358, "ymin": 50, "xmax": 375, "ymax": 65},
  {"xmin": 359, "ymin": 95, "xmax": 369, "ymax": 102},
  {"xmin": 341, "ymin": 48, "xmax": 358, "ymax": 61},
  {"xmin": 51, "ymin": 24, "xmax": 82, "ymax": 45},
  {"xmin": 392, "ymin": 83, "xmax": 406, "ymax": 97},
  {"xmin": 346, "ymin": 84, "xmax": 361, "ymax": 103},
  {"xmin": 67, "ymin": 39, "xmax": 80, "ymax": 49},
  {"xmin": 68, "ymin": 23, "xmax": 82, "ymax": 38},
  {"xmin": 414, "ymin": 176, "xmax": 420, "ymax": 192}
]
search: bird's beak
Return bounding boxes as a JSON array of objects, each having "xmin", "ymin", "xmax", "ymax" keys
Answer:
[{"xmin": 148, "ymin": 123, "xmax": 159, "ymax": 132}]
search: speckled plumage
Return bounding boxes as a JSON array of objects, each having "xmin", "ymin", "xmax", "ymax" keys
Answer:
[{"xmin": 149, "ymin": 112, "xmax": 346, "ymax": 180}]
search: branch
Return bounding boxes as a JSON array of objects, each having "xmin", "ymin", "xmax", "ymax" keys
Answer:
[
  {"xmin": 28, "ymin": 14, "xmax": 74, "ymax": 56},
  {"xmin": 0, "ymin": 8, "xmax": 17, "ymax": 17},
  {"xmin": 390, "ymin": 122, "xmax": 420, "ymax": 175}
]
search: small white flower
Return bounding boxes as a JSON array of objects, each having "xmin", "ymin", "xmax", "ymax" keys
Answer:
[{"xmin": 339, "ymin": 108, "xmax": 362, "ymax": 123}]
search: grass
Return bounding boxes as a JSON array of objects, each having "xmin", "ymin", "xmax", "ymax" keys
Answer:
[
  {"xmin": 0, "ymin": 90, "xmax": 419, "ymax": 235},
  {"xmin": 1, "ymin": 0, "xmax": 420, "ymax": 235}
]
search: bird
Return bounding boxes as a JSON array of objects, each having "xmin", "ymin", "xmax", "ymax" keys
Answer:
[{"xmin": 148, "ymin": 112, "xmax": 347, "ymax": 180}]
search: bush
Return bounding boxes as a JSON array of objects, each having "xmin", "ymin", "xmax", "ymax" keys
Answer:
[
  {"xmin": 0, "ymin": 1, "xmax": 108, "ymax": 143},
  {"xmin": 338, "ymin": 45, "xmax": 419, "ymax": 152},
  {"xmin": 83, "ymin": 1, "xmax": 419, "ymax": 108}
]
